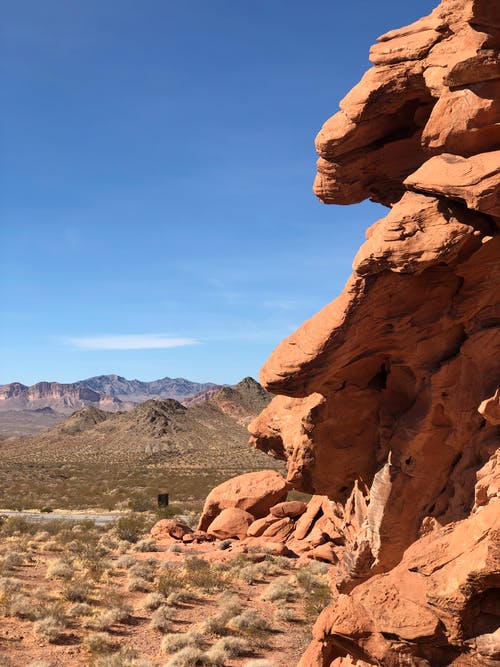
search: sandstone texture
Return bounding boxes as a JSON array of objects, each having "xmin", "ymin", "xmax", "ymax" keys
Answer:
[
  {"xmin": 206, "ymin": 507, "xmax": 254, "ymax": 540},
  {"xmin": 248, "ymin": 0, "xmax": 500, "ymax": 664}
]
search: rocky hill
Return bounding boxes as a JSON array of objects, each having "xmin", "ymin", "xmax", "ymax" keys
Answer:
[
  {"xmin": 248, "ymin": 1, "xmax": 499, "ymax": 664},
  {"xmin": 1, "ymin": 378, "xmax": 275, "ymax": 469}
]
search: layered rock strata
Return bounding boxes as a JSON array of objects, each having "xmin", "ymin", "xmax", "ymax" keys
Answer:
[{"xmin": 248, "ymin": 0, "xmax": 500, "ymax": 663}]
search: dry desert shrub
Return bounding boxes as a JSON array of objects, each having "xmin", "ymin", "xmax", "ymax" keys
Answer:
[
  {"xmin": 166, "ymin": 590, "xmax": 193, "ymax": 606},
  {"xmin": 275, "ymin": 605, "xmax": 300, "ymax": 623},
  {"xmin": 157, "ymin": 566, "xmax": 184, "ymax": 596},
  {"xmin": 61, "ymin": 577, "xmax": 93, "ymax": 602},
  {"xmin": 150, "ymin": 604, "xmax": 178, "ymax": 633},
  {"xmin": 134, "ymin": 537, "xmax": 158, "ymax": 552},
  {"xmin": 127, "ymin": 576, "xmax": 151, "ymax": 592},
  {"xmin": 164, "ymin": 646, "xmax": 209, "ymax": 667},
  {"xmin": 207, "ymin": 635, "xmax": 250, "ymax": 660},
  {"xmin": 129, "ymin": 562, "xmax": 155, "ymax": 581},
  {"xmin": 33, "ymin": 614, "xmax": 66, "ymax": 643},
  {"xmin": 87, "ymin": 606, "xmax": 131, "ymax": 630},
  {"xmin": 115, "ymin": 554, "xmax": 136, "ymax": 569},
  {"xmin": 45, "ymin": 558, "xmax": 73, "ymax": 580},
  {"xmin": 91, "ymin": 647, "xmax": 153, "ymax": 666},
  {"xmin": 261, "ymin": 576, "xmax": 298, "ymax": 603},
  {"xmin": 33, "ymin": 530, "xmax": 51, "ymax": 542},
  {"xmin": 0, "ymin": 575, "xmax": 22, "ymax": 595},
  {"xmin": 68, "ymin": 601, "xmax": 94, "ymax": 617},
  {"xmin": 0, "ymin": 550, "xmax": 24, "ymax": 572},
  {"xmin": 0, "ymin": 516, "xmax": 32, "ymax": 536},
  {"xmin": 98, "ymin": 534, "xmax": 119, "ymax": 551},
  {"xmin": 9, "ymin": 593, "xmax": 43, "ymax": 620},
  {"xmin": 84, "ymin": 631, "xmax": 115, "ymax": 654},
  {"xmin": 160, "ymin": 630, "xmax": 204, "ymax": 654},
  {"xmin": 114, "ymin": 514, "xmax": 150, "ymax": 543},
  {"xmin": 294, "ymin": 563, "xmax": 332, "ymax": 619},
  {"xmin": 144, "ymin": 592, "xmax": 164, "ymax": 611},
  {"xmin": 200, "ymin": 597, "xmax": 242, "ymax": 637},
  {"xmin": 227, "ymin": 609, "xmax": 270, "ymax": 636},
  {"xmin": 183, "ymin": 556, "xmax": 229, "ymax": 592}
]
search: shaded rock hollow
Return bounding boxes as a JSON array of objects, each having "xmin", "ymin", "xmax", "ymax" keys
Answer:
[{"xmin": 248, "ymin": 0, "xmax": 500, "ymax": 664}]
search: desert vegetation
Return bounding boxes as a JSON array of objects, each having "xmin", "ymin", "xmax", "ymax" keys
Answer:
[{"xmin": 0, "ymin": 513, "xmax": 331, "ymax": 666}]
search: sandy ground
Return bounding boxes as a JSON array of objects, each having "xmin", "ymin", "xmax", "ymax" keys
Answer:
[{"xmin": 0, "ymin": 527, "xmax": 326, "ymax": 666}]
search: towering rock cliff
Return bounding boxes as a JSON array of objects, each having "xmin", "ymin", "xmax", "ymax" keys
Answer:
[{"xmin": 249, "ymin": 0, "xmax": 500, "ymax": 664}]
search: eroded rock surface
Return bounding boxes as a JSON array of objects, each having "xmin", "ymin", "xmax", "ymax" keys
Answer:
[{"xmin": 249, "ymin": 0, "xmax": 500, "ymax": 663}]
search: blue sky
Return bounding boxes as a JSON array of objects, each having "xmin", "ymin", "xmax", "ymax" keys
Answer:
[{"xmin": 1, "ymin": 0, "xmax": 437, "ymax": 385}]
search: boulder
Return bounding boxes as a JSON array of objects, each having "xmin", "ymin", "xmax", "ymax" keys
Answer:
[
  {"xmin": 261, "ymin": 517, "xmax": 295, "ymax": 541},
  {"xmin": 270, "ymin": 500, "xmax": 308, "ymax": 518},
  {"xmin": 206, "ymin": 507, "xmax": 254, "ymax": 540},
  {"xmin": 150, "ymin": 519, "xmax": 193, "ymax": 542},
  {"xmin": 310, "ymin": 543, "xmax": 339, "ymax": 564},
  {"xmin": 246, "ymin": 515, "xmax": 281, "ymax": 537},
  {"xmin": 293, "ymin": 496, "xmax": 325, "ymax": 540},
  {"xmin": 197, "ymin": 470, "xmax": 289, "ymax": 531}
]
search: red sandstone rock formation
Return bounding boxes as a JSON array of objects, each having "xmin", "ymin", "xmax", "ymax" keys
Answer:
[
  {"xmin": 197, "ymin": 470, "xmax": 289, "ymax": 532},
  {"xmin": 248, "ymin": 0, "xmax": 500, "ymax": 663}
]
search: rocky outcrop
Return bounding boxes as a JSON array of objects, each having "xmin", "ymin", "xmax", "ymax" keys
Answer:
[
  {"xmin": 248, "ymin": 0, "xmax": 500, "ymax": 663},
  {"xmin": 197, "ymin": 470, "xmax": 289, "ymax": 532}
]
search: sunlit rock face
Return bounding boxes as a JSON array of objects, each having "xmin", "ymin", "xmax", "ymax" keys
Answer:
[{"xmin": 249, "ymin": 0, "xmax": 500, "ymax": 663}]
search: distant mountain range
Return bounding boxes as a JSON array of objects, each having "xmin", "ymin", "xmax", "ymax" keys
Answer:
[
  {"xmin": 0, "ymin": 374, "xmax": 217, "ymax": 417},
  {"xmin": 0, "ymin": 377, "xmax": 275, "ymax": 468}
]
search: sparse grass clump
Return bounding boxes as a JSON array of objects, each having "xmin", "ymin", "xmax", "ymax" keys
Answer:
[
  {"xmin": 261, "ymin": 576, "xmax": 298, "ymax": 603},
  {"xmin": 129, "ymin": 562, "xmax": 155, "ymax": 581},
  {"xmin": 150, "ymin": 604, "xmax": 177, "ymax": 633},
  {"xmin": 89, "ymin": 606, "xmax": 131, "ymax": 630},
  {"xmin": 92, "ymin": 647, "xmax": 153, "ymax": 667},
  {"xmin": 183, "ymin": 556, "xmax": 228, "ymax": 592},
  {"xmin": 161, "ymin": 630, "xmax": 203, "ymax": 654},
  {"xmin": 127, "ymin": 576, "xmax": 151, "ymax": 593},
  {"xmin": 144, "ymin": 592, "xmax": 164, "ymax": 611},
  {"xmin": 275, "ymin": 606, "xmax": 300, "ymax": 623},
  {"xmin": 68, "ymin": 602, "xmax": 94, "ymax": 617},
  {"xmin": 9, "ymin": 593, "xmax": 42, "ymax": 620},
  {"xmin": 294, "ymin": 563, "xmax": 332, "ymax": 620},
  {"xmin": 200, "ymin": 597, "xmax": 242, "ymax": 637},
  {"xmin": 134, "ymin": 538, "xmax": 158, "ymax": 552},
  {"xmin": 61, "ymin": 577, "xmax": 93, "ymax": 602},
  {"xmin": 165, "ymin": 646, "xmax": 209, "ymax": 667},
  {"xmin": 45, "ymin": 558, "xmax": 73, "ymax": 580},
  {"xmin": 116, "ymin": 554, "xmax": 136, "ymax": 569},
  {"xmin": 208, "ymin": 636, "xmax": 250, "ymax": 660},
  {"xmin": 227, "ymin": 609, "xmax": 270, "ymax": 636},
  {"xmin": 114, "ymin": 514, "xmax": 150, "ymax": 543},
  {"xmin": 33, "ymin": 615, "xmax": 65, "ymax": 643},
  {"xmin": 303, "ymin": 579, "xmax": 331, "ymax": 620},
  {"xmin": 157, "ymin": 566, "xmax": 184, "ymax": 596},
  {"xmin": 84, "ymin": 631, "xmax": 115, "ymax": 654}
]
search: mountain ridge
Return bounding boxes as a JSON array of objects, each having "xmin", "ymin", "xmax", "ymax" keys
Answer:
[
  {"xmin": 0, "ymin": 377, "xmax": 275, "ymax": 468},
  {"xmin": 0, "ymin": 374, "xmax": 220, "ymax": 417}
]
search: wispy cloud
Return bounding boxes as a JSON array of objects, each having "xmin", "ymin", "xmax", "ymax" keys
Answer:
[{"xmin": 65, "ymin": 334, "xmax": 199, "ymax": 351}]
